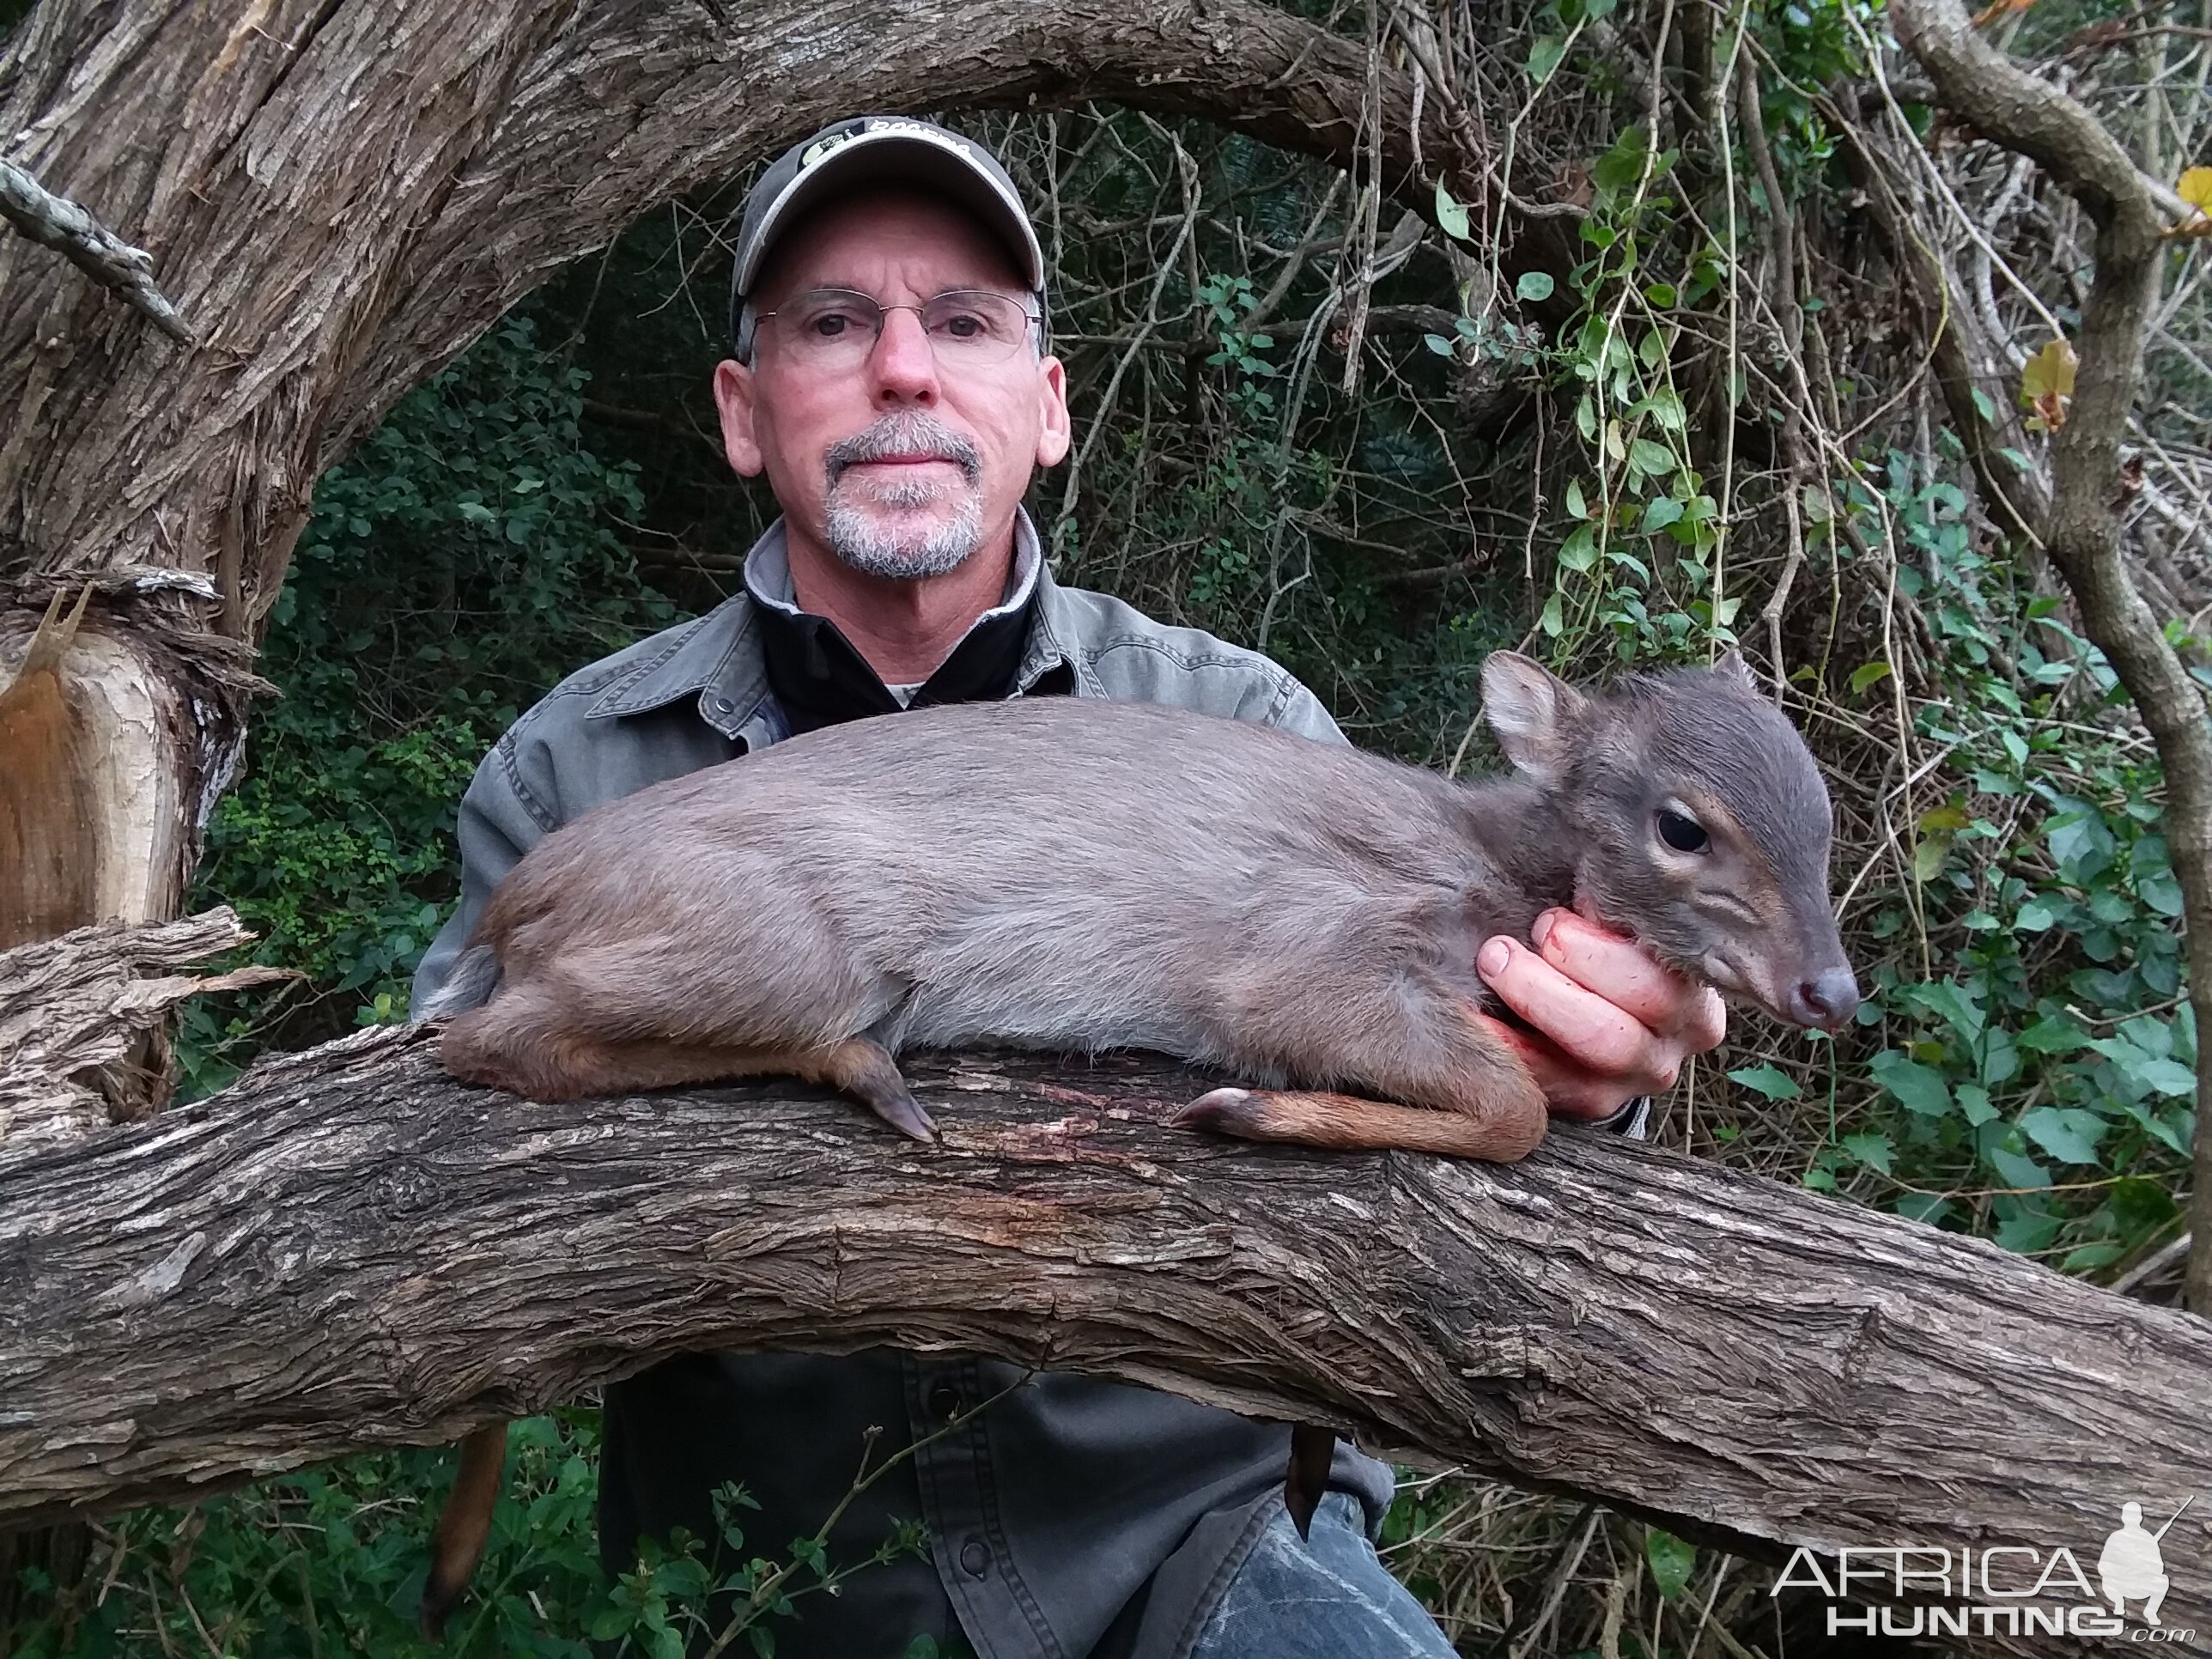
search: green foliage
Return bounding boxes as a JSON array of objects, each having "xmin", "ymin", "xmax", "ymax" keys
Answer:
[
  {"xmin": 1777, "ymin": 454, "xmax": 2190, "ymax": 1266},
  {"xmin": 181, "ymin": 314, "xmax": 673, "ymax": 1090},
  {"xmin": 11, "ymin": 1413, "xmax": 605, "ymax": 1659}
]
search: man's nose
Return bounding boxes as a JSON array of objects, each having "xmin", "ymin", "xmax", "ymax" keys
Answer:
[{"xmin": 869, "ymin": 307, "xmax": 939, "ymax": 404}]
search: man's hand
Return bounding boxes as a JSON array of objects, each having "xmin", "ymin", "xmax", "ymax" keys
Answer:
[{"xmin": 1474, "ymin": 908, "xmax": 1726, "ymax": 1121}]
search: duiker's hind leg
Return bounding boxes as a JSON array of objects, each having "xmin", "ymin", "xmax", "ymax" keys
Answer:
[
  {"xmin": 441, "ymin": 1006, "xmax": 933, "ymax": 1139},
  {"xmin": 1171, "ymin": 1085, "xmax": 1546, "ymax": 1161},
  {"xmin": 1183, "ymin": 986, "xmax": 1549, "ymax": 1161}
]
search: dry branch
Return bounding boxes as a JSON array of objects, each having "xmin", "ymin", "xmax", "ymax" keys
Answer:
[
  {"xmin": 0, "ymin": 908, "xmax": 287, "ymax": 1150},
  {"xmin": 0, "ymin": 158, "xmax": 191, "ymax": 343},
  {"xmin": 2, "ymin": 1027, "xmax": 2208, "ymax": 1636}
]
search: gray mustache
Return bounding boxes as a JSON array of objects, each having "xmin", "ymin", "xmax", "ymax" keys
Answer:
[{"xmin": 825, "ymin": 413, "xmax": 981, "ymax": 484}]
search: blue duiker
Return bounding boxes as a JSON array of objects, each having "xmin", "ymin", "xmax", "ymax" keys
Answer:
[{"xmin": 414, "ymin": 648, "xmax": 1856, "ymax": 1634}]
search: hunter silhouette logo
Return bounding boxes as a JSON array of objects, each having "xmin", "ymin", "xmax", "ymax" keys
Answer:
[{"xmin": 2101, "ymin": 1498, "xmax": 2191, "ymax": 1626}]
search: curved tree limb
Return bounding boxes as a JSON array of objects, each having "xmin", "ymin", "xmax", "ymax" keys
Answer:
[
  {"xmin": 2, "ymin": 1027, "xmax": 2209, "ymax": 1635},
  {"xmin": 1887, "ymin": 0, "xmax": 2212, "ymax": 1315},
  {"xmin": 0, "ymin": 0, "xmax": 1465, "ymax": 608}
]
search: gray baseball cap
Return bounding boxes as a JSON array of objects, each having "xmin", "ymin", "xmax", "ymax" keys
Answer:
[{"xmin": 727, "ymin": 116, "xmax": 1048, "ymax": 360}]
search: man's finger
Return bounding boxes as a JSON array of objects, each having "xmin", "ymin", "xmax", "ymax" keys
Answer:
[
  {"xmin": 1476, "ymin": 934, "xmax": 1661, "ymax": 1083},
  {"xmin": 1477, "ymin": 1017, "xmax": 1638, "ymax": 1121},
  {"xmin": 1532, "ymin": 909, "xmax": 1726, "ymax": 1049}
]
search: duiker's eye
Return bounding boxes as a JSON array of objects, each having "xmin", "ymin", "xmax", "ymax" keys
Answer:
[{"xmin": 1657, "ymin": 809, "xmax": 1710, "ymax": 854}]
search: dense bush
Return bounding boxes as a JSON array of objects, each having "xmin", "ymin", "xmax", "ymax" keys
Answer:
[{"xmin": 173, "ymin": 316, "xmax": 676, "ymax": 1095}]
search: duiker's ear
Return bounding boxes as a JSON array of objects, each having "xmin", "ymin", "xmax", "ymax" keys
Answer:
[
  {"xmin": 1712, "ymin": 647, "xmax": 1759, "ymax": 694},
  {"xmin": 1482, "ymin": 652, "xmax": 1588, "ymax": 781}
]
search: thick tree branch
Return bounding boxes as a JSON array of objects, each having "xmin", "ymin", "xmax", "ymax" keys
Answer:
[
  {"xmin": 2, "ymin": 1025, "xmax": 2209, "ymax": 1634},
  {"xmin": 1887, "ymin": 0, "xmax": 2212, "ymax": 1315}
]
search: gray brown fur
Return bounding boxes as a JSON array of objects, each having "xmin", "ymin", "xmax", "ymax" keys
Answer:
[{"xmin": 427, "ymin": 650, "xmax": 1856, "ymax": 1157}]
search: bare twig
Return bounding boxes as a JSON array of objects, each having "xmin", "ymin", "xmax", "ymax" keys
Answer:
[{"xmin": 0, "ymin": 160, "xmax": 193, "ymax": 344}]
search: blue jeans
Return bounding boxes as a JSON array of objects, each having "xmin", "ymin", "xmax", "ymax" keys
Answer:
[{"xmin": 1188, "ymin": 1494, "xmax": 1458, "ymax": 1658}]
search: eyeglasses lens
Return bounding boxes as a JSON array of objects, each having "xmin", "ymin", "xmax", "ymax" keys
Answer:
[{"xmin": 767, "ymin": 289, "xmax": 1031, "ymax": 367}]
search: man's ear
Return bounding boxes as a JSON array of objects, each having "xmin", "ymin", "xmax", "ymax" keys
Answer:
[
  {"xmin": 714, "ymin": 358, "xmax": 766, "ymax": 478},
  {"xmin": 1481, "ymin": 652, "xmax": 1588, "ymax": 782},
  {"xmin": 1034, "ymin": 355, "xmax": 1072, "ymax": 469}
]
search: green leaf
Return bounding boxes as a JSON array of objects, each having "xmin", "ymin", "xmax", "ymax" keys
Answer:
[
  {"xmin": 1985, "ymin": 1145, "xmax": 2050, "ymax": 1191},
  {"xmin": 1423, "ymin": 331, "xmax": 1455, "ymax": 356},
  {"xmin": 1645, "ymin": 1528, "xmax": 1697, "ymax": 1601},
  {"xmin": 1970, "ymin": 386, "xmax": 1997, "ymax": 425},
  {"xmin": 1644, "ymin": 387, "xmax": 1686, "ymax": 431},
  {"xmin": 1901, "ymin": 980, "xmax": 1984, "ymax": 1042},
  {"xmin": 1728, "ymin": 1063, "xmax": 1801, "ymax": 1102},
  {"xmin": 1848, "ymin": 660, "xmax": 1893, "ymax": 695},
  {"xmin": 1869, "ymin": 1050, "xmax": 1951, "ymax": 1116},
  {"xmin": 1435, "ymin": 179, "xmax": 1472, "ymax": 242},
  {"xmin": 2108, "ymin": 1175, "xmax": 2179, "ymax": 1237},
  {"xmin": 1840, "ymin": 1132, "xmax": 1893, "ymax": 1176},
  {"xmin": 2015, "ymin": 1012, "xmax": 2085, "ymax": 1052},
  {"xmin": 1558, "ymin": 524, "xmax": 1600, "ymax": 573},
  {"xmin": 1641, "ymin": 496, "xmax": 1684, "ymax": 533},
  {"xmin": 2014, "ymin": 899, "xmax": 2057, "ymax": 933},
  {"xmin": 2063, "ymin": 1242, "xmax": 2126, "ymax": 1273},
  {"xmin": 1528, "ymin": 34, "xmax": 1567, "ymax": 82},
  {"xmin": 2136, "ymin": 1056, "xmax": 2198, "ymax": 1098},
  {"xmin": 1565, "ymin": 477, "xmax": 1589, "ymax": 520},
  {"xmin": 1516, "ymin": 270, "xmax": 1557, "ymax": 302},
  {"xmin": 1644, "ymin": 282, "xmax": 1679, "ymax": 306},
  {"xmin": 2019, "ymin": 1105, "xmax": 2103, "ymax": 1165},
  {"xmin": 1627, "ymin": 437, "xmax": 1675, "ymax": 477},
  {"xmin": 1540, "ymin": 591, "xmax": 1565, "ymax": 636}
]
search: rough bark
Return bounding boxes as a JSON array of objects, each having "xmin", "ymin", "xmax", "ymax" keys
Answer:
[
  {"xmin": 1889, "ymin": 0, "xmax": 2212, "ymax": 1316},
  {"xmin": 2, "ymin": 1027, "xmax": 2209, "ymax": 1634},
  {"xmin": 0, "ymin": 908, "xmax": 287, "ymax": 1149}
]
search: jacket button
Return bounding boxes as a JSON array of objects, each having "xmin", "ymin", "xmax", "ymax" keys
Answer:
[
  {"xmin": 960, "ymin": 1539, "xmax": 989, "ymax": 1578},
  {"xmin": 927, "ymin": 1383, "xmax": 961, "ymax": 1421}
]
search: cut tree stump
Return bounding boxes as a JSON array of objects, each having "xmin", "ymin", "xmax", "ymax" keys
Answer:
[{"xmin": 1, "ymin": 1025, "xmax": 2205, "ymax": 1637}]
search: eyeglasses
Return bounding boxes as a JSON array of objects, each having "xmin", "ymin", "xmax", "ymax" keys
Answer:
[{"xmin": 752, "ymin": 288, "xmax": 1039, "ymax": 369}]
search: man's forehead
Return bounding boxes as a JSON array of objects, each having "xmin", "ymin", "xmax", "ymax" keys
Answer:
[{"xmin": 759, "ymin": 191, "xmax": 1026, "ymax": 301}]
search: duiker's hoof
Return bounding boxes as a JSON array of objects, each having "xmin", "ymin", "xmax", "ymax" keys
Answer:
[
  {"xmin": 866, "ymin": 1090, "xmax": 938, "ymax": 1142},
  {"xmin": 1169, "ymin": 1087, "xmax": 1261, "ymax": 1136}
]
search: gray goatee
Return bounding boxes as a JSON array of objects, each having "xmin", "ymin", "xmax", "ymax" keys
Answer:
[{"xmin": 822, "ymin": 410, "xmax": 986, "ymax": 580}]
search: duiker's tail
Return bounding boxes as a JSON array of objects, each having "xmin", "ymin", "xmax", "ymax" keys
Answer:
[{"xmin": 416, "ymin": 944, "xmax": 501, "ymax": 1019}]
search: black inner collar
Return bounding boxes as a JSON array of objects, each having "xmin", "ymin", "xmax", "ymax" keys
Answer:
[{"xmin": 755, "ymin": 586, "xmax": 1066, "ymax": 734}]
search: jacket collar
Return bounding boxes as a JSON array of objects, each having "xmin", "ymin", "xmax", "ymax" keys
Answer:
[{"xmin": 586, "ymin": 507, "xmax": 1077, "ymax": 738}]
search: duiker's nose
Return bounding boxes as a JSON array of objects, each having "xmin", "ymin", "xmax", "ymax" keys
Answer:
[{"xmin": 1787, "ymin": 968, "xmax": 1861, "ymax": 1030}]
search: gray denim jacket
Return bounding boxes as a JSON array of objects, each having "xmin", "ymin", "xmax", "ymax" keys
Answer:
[{"xmin": 412, "ymin": 510, "xmax": 1396, "ymax": 1659}]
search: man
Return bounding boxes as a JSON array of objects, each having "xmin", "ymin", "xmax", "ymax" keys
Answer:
[{"xmin": 413, "ymin": 116, "xmax": 1725, "ymax": 1659}]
